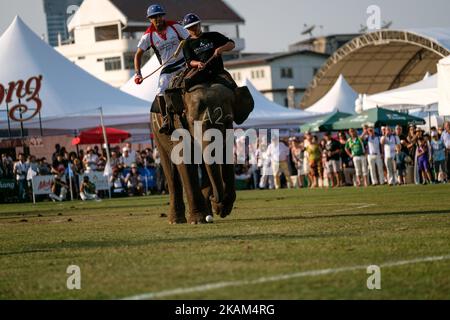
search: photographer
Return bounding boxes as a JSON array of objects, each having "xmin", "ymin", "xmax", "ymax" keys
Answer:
[{"xmin": 49, "ymin": 173, "xmax": 68, "ymax": 202}]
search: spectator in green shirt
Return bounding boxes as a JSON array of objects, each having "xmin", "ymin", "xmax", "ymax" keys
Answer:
[{"xmin": 345, "ymin": 128, "xmax": 368, "ymax": 187}]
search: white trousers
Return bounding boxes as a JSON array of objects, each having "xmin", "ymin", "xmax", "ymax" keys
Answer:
[
  {"xmin": 80, "ymin": 192, "xmax": 99, "ymax": 201},
  {"xmin": 49, "ymin": 187, "xmax": 67, "ymax": 202},
  {"xmin": 385, "ymin": 157, "xmax": 397, "ymax": 185},
  {"xmin": 367, "ymin": 154, "xmax": 385, "ymax": 185}
]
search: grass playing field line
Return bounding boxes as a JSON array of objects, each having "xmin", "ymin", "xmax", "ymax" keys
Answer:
[
  {"xmin": 0, "ymin": 184, "xmax": 449, "ymax": 299},
  {"xmin": 123, "ymin": 254, "xmax": 450, "ymax": 300}
]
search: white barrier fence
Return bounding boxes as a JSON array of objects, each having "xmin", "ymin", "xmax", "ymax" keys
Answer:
[{"xmin": 78, "ymin": 172, "xmax": 109, "ymax": 191}]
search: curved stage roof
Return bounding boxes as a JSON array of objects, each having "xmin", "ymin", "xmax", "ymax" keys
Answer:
[{"xmin": 300, "ymin": 28, "xmax": 450, "ymax": 109}]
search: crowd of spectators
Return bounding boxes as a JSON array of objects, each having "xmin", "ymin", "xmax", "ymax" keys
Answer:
[
  {"xmin": 2, "ymin": 121, "xmax": 450, "ymax": 202},
  {"xmin": 235, "ymin": 122, "xmax": 450, "ymax": 190},
  {"xmin": 0, "ymin": 142, "xmax": 167, "ymax": 203}
]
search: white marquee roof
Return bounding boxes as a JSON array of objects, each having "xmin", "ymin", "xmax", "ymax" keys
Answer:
[
  {"xmin": 305, "ymin": 74, "xmax": 358, "ymax": 114},
  {"xmin": 0, "ymin": 16, "xmax": 150, "ymax": 131},
  {"xmin": 363, "ymin": 73, "xmax": 438, "ymax": 110}
]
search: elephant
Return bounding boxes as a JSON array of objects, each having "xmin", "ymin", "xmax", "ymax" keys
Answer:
[
  {"xmin": 183, "ymin": 83, "xmax": 237, "ymax": 218},
  {"xmin": 151, "ymin": 111, "xmax": 208, "ymax": 224},
  {"xmin": 151, "ymin": 78, "xmax": 253, "ymax": 224}
]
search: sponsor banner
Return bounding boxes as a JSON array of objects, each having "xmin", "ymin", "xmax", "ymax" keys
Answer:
[
  {"xmin": 29, "ymin": 136, "xmax": 44, "ymax": 148},
  {"xmin": 31, "ymin": 175, "xmax": 54, "ymax": 195},
  {"xmin": 0, "ymin": 179, "xmax": 16, "ymax": 191},
  {"xmin": 79, "ymin": 172, "xmax": 109, "ymax": 191}
]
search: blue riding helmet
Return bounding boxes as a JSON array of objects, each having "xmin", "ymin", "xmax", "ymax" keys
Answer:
[
  {"xmin": 147, "ymin": 4, "xmax": 166, "ymax": 18},
  {"xmin": 183, "ymin": 13, "xmax": 201, "ymax": 29}
]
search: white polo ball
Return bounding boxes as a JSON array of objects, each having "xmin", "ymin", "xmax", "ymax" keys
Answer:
[{"xmin": 205, "ymin": 215, "xmax": 214, "ymax": 223}]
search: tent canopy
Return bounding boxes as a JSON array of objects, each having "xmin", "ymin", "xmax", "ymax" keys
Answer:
[
  {"xmin": 305, "ymin": 74, "xmax": 358, "ymax": 115},
  {"xmin": 121, "ymin": 55, "xmax": 161, "ymax": 103},
  {"xmin": 72, "ymin": 127, "xmax": 131, "ymax": 145},
  {"xmin": 300, "ymin": 111, "xmax": 352, "ymax": 133},
  {"xmin": 438, "ymin": 55, "xmax": 450, "ymax": 116},
  {"xmin": 332, "ymin": 107, "xmax": 425, "ymax": 130},
  {"xmin": 241, "ymin": 80, "xmax": 318, "ymax": 128},
  {"xmin": 363, "ymin": 74, "xmax": 438, "ymax": 110},
  {"xmin": 0, "ymin": 16, "xmax": 150, "ymax": 131}
]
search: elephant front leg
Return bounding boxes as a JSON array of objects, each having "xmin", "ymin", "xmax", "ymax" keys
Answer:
[
  {"xmin": 203, "ymin": 161, "xmax": 226, "ymax": 217},
  {"xmin": 200, "ymin": 164, "xmax": 213, "ymax": 216},
  {"xmin": 153, "ymin": 113, "xmax": 186, "ymax": 224},
  {"xmin": 176, "ymin": 163, "xmax": 209, "ymax": 224},
  {"xmin": 221, "ymin": 163, "xmax": 236, "ymax": 217}
]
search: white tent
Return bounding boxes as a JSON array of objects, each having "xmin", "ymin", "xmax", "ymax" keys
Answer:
[
  {"xmin": 363, "ymin": 74, "xmax": 439, "ymax": 111},
  {"xmin": 0, "ymin": 16, "xmax": 150, "ymax": 131},
  {"xmin": 305, "ymin": 74, "xmax": 358, "ymax": 114},
  {"xmin": 438, "ymin": 55, "xmax": 450, "ymax": 116},
  {"xmin": 241, "ymin": 80, "xmax": 318, "ymax": 129},
  {"xmin": 121, "ymin": 55, "xmax": 160, "ymax": 103}
]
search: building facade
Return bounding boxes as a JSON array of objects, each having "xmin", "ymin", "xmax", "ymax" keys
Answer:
[
  {"xmin": 43, "ymin": 0, "xmax": 84, "ymax": 47},
  {"xmin": 288, "ymin": 34, "xmax": 359, "ymax": 55},
  {"xmin": 55, "ymin": 0, "xmax": 245, "ymax": 87},
  {"xmin": 225, "ymin": 51, "xmax": 329, "ymax": 108}
]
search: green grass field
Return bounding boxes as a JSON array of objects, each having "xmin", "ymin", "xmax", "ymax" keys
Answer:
[{"xmin": 1, "ymin": 185, "xmax": 449, "ymax": 300}]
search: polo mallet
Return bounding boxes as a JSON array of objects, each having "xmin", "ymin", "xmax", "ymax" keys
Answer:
[
  {"xmin": 186, "ymin": 54, "xmax": 217, "ymax": 78},
  {"xmin": 142, "ymin": 40, "xmax": 186, "ymax": 81}
]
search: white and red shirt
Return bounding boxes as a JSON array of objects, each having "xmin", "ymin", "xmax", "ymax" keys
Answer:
[{"xmin": 137, "ymin": 21, "xmax": 189, "ymax": 66}]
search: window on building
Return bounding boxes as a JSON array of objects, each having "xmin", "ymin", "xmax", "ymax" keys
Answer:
[
  {"xmin": 104, "ymin": 57, "xmax": 122, "ymax": 71},
  {"xmin": 123, "ymin": 53, "xmax": 135, "ymax": 70},
  {"xmin": 313, "ymin": 67, "xmax": 319, "ymax": 76},
  {"xmin": 251, "ymin": 70, "xmax": 255, "ymax": 79},
  {"xmin": 284, "ymin": 98, "xmax": 289, "ymax": 107},
  {"xmin": 78, "ymin": 56, "xmax": 85, "ymax": 60},
  {"xmin": 260, "ymin": 70, "xmax": 265, "ymax": 78},
  {"xmin": 281, "ymin": 67, "xmax": 293, "ymax": 79},
  {"xmin": 95, "ymin": 25, "xmax": 119, "ymax": 42},
  {"xmin": 237, "ymin": 72, "xmax": 241, "ymax": 81}
]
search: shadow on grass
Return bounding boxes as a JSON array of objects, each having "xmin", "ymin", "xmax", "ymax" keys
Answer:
[
  {"xmin": 1, "ymin": 209, "xmax": 448, "ymax": 257},
  {"xmin": 226, "ymin": 209, "xmax": 450, "ymax": 224},
  {"xmin": 0, "ymin": 232, "xmax": 342, "ymax": 256},
  {"xmin": 0, "ymin": 248, "xmax": 53, "ymax": 256}
]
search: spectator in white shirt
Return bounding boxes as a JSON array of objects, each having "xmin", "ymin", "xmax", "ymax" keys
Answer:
[
  {"xmin": 83, "ymin": 147, "xmax": 98, "ymax": 173},
  {"xmin": 13, "ymin": 153, "xmax": 29, "ymax": 201},
  {"xmin": 120, "ymin": 147, "xmax": 134, "ymax": 169},
  {"xmin": 125, "ymin": 142, "xmax": 138, "ymax": 163},
  {"xmin": 266, "ymin": 138, "xmax": 292, "ymax": 189},
  {"xmin": 365, "ymin": 127, "xmax": 385, "ymax": 185},
  {"xmin": 381, "ymin": 127, "xmax": 400, "ymax": 186},
  {"xmin": 258, "ymin": 146, "xmax": 274, "ymax": 189},
  {"xmin": 441, "ymin": 121, "xmax": 450, "ymax": 178}
]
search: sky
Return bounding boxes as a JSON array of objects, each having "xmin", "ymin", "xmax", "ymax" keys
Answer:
[{"xmin": 1, "ymin": 0, "xmax": 450, "ymax": 52}]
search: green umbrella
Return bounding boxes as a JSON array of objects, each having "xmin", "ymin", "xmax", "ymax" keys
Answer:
[
  {"xmin": 331, "ymin": 107, "xmax": 425, "ymax": 130},
  {"xmin": 300, "ymin": 111, "xmax": 352, "ymax": 133}
]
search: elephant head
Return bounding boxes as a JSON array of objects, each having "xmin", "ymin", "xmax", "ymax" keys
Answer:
[{"xmin": 183, "ymin": 83, "xmax": 237, "ymax": 218}]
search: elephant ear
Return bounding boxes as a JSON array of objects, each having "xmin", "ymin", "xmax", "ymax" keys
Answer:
[{"xmin": 232, "ymin": 86, "xmax": 254, "ymax": 125}]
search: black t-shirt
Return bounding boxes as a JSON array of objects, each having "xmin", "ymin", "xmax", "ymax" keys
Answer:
[
  {"xmin": 398, "ymin": 133, "xmax": 409, "ymax": 154},
  {"xmin": 183, "ymin": 32, "xmax": 233, "ymax": 75},
  {"xmin": 326, "ymin": 139, "xmax": 341, "ymax": 161}
]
